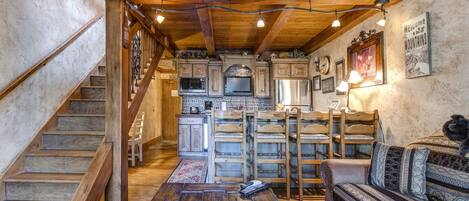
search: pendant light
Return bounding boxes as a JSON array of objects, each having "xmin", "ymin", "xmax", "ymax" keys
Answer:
[
  {"xmin": 256, "ymin": 10, "xmax": 265, "ymax": 28},
  {"xmin": 332, "ymin": 10, "xmax": 341, "ymax": 28},
  {"xmin": 377, "ymin": 10, "xmax": 386, "ymax": 27},
  {"xmin": 156, "ymin": 0, "xmax": 165, "ymax": 24}
]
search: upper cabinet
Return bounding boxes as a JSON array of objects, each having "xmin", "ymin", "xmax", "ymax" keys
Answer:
[
  {"xmin": 208, "ymin": 61, "xmax": 223, "ymax": 97},
  {"xmin": 272, "ymin": 59, "xmax": 310, "ymax": 79},
  {"xmin": 255, "ymin": 62, "xmax": 270, "ymax": 98},
  {"xmin": 178, "ymin": 60, "xmax": 209, "ymax": 78}
]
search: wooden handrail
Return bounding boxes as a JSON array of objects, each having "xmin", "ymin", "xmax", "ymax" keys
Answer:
[
  {"xmin": 0, "ymin": 15, "xmax": 103, "ymax": 101},
  {"xmin": 127, "ymin": 48, "xmax": 165, "ymax": 132},
  {"xmin": 71, "ymin": 142, "xmax": 113, "ymax": 201}
]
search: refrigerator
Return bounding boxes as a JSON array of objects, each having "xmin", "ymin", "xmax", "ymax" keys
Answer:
[{"xmin": 275, "ymin": 80, "xmax": 312, "ymax": 111}]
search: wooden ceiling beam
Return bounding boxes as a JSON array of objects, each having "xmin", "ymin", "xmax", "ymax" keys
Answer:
[
  {"xmin": 301, "ymin": 9, "xmax": 378, "ymax": 53},
  {"xmin": 197, "ymin": 8, "xmax": 216, "ymax": 56},
  {"xmin": 133, "ymin": 0, "xmax": 375, "ymax": 6},
  {"xmin": 255, "ymin": 7, "xmax": 293, "ymax": 54}
]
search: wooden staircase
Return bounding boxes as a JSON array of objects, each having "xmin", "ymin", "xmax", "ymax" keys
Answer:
[{"xmin": 2, "ymin": 63, "xmax": 111, "ymax": 201}]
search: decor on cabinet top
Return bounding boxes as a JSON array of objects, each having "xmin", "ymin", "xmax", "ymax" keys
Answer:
[
  {"xmin": 347, "ymin": 31, "xmax": 385, "ymax": 88},
  {"xmin": 404, "ymin": 12, "xmax": 431, "ymax": 79}
]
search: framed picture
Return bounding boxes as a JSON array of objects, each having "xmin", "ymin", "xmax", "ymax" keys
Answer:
[
  {"xmin": 404, "ymin": 12, "xmax": 431, "ymax": 79},
  {"xmin": 335, "ymin": 59, "xmax": 345, "ymax": 84},
  {"xmin": 313, "ymin": 75, "xmax": 321, "ymax": 91},
  {"xmin": 322, "ymin": 77, "xmax": 335, "ymax": 94},
  {"xmin": 347, "ymin": 32, "xmax": 385, "ymax": 88}
]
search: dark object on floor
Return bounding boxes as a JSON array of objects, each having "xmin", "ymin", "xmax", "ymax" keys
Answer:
[
  {"xmin": 152, "ymin": 183, "xmax": 278, "ymax": 201},
  {"xmin": 442, "ymin": 114, "xmax": 469, "ymax": 156},
  {"xmin": 239, "ymin": 180, "xmax": 270, "ymax": 198}
]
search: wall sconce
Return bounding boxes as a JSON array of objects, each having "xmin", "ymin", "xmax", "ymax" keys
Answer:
[{"xmin": 336, "ymin": 70, "xmax": 363, "ymax": 110}]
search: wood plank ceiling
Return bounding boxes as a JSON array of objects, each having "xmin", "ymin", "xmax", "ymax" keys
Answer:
[{"xmin": 135, "ymin": 0, "xmax": 393, "ymax": 54}]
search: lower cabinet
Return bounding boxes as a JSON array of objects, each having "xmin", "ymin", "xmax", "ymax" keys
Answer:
[{"xmin": 178, "ymin": 117, "xmax": 205, "ymax": 155}]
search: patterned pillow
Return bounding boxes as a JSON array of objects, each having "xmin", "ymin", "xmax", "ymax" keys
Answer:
[{"xmin": 369, "ymin": 142, "xmax": 430, "ymax": 200}]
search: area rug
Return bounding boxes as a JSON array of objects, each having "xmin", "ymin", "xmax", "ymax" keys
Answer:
[{"xmin": 166, "ymin": 159, "xmax": 207, "ymax": 183}]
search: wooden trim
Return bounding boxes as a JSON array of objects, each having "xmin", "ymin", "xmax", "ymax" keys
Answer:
[
  {"xmin": 71, "ymin": 142, "xmax": 113, "ymax": 201},
  {"xmin": 0, "ymin": 15, "xmax": 103, "ymax": 101}
]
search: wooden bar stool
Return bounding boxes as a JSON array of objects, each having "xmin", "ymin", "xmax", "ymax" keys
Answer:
[
  {"xmin": 292, "ymin": 109, "xmax": 333, "ymax": 200},
  {"xmin": 210, "ymin": 110, "xmax": 247, "ymax": 183},
  {"xmin": 253, "ymin": 110, "xmax": 290, "ymax": 200},
  {"xmin": 334, "ymin": 110, "xmax": 378, "ymax": 159}
]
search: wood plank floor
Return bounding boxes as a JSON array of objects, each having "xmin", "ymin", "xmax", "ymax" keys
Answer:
[
  {"xmin": 128, "ymin": 141, "xmax": 325, "ymax": 201},
  {"xmin": 128, "ymin": 143, "xmax": 181, "ymax": 201}
]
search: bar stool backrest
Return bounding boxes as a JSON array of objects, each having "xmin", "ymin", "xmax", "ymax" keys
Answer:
[
  {"xmin": 299, "ymin": 110, "xmax": 332, "ymax": 135},
  {"xmin": 255, "ymin": 111, "xmax": 288, "ymax": 134},
  {"xmin": 341, "ymin": 110, "xmax": 378, "ymax": 137},
  {"xmin": 212, "ymin": 110, "xmax": 246, "ymax": 133}
]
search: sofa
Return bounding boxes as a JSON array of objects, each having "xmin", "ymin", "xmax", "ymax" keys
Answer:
[{"xmin": 320, "ymin": 134, "xmax": 469, "ymax": 201}]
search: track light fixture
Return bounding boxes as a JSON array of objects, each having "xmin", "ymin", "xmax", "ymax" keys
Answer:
[
  {"xmin": 332, "ymin": 11, "xmax": 341, "ymax": 28},
  {"xmin": 155, "ymin": 0, "xmax": 165, "ymax": 24},
  {"xmin": 377, "ymin": 10, "xmax": 386, "ymax": 27},
  {"xmin": 257, "ymin": 11, "xmax": 265, "ymax": 28}
]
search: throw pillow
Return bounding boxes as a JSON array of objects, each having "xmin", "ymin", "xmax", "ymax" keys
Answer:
[{"xmin": 369, "ymin": 142, "xmax": 430, "ymax": 200}]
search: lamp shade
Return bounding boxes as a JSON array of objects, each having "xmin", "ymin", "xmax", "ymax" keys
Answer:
[
  {"xmin": 336, "ymin": 81, "xmax": 349, "ymax": 93},
  {"xmin": 348, "ymin": 70, "xmax": 364, "ymax": 84}
]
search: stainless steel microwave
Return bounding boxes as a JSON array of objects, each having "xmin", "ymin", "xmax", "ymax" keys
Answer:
[{"xmin": 179, "ymin": 78, "xmax": 207, "ymax": 95}]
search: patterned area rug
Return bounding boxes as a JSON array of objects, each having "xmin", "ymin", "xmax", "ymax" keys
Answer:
[{"xmin": 166, "ymin": 159, "xmax": 207, "ymax": 183}]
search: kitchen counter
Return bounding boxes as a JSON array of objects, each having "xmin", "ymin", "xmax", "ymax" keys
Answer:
[{"xmin": 176, "ymin": 113, "xmax": 207, "ymax": 118}]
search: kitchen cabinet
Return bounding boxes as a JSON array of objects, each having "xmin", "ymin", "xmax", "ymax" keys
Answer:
[
  {"xmin": 208, "ymin": 65, "xmax": 223, "ymax": 97},
  {"xmin": 178, "ymin": 116, "xmax": 205, "ymax": 155},
  {"xmin": 178, "ymin": 125, "xmax": 191, "ymax": 152},
  {"xmin": 255, "ymin": 66, "xmax": 270, "ymax": 98},
  {"xmin": 272, "ymin": 59, "xmax": 310, "ymax": 79},
  {"xmin": 178, "ymin": 60, "xmax": 209, "ymax": 78}
]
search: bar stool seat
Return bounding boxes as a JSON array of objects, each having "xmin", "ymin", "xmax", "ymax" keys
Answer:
[
  {"xmin": 291, "ymin": 134, "xmax": 330, "ymax": 141},
  {"xmin": 333, "ymin": 134, "xmax": 375, "ymax": 141}
]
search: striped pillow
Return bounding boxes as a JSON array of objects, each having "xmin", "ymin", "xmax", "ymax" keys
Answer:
[{"xmin": 369, "ymin": 142, "xmax": 430, "ymax": 200}]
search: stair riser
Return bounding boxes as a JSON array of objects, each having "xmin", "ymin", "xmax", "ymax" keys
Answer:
[
  {"xmin": 5, "ymin": 182, "xmax": 78, "ymax": 201},
  {"xmin": 24, "ymin": 156, "xmax": 92, "ymax": 174},
  {"xmin": 57, "ymin": 116, "xmax": 104, "ymax": 131},
  {"xmin": 70, "ymin": 101, "xmax": 105, "ymax": 114},
  {"xmin": 81, "ymin": 88, "xmax": 105, "ymax": 99},
  {"xmin": 42, "ymin": 134, "xmax": 103, "ymax": 150},
  {"xmin": 90, "ymin": 76, "xmax": 105, "ymax": 86}
]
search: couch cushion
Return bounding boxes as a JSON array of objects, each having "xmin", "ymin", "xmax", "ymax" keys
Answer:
[
  {"xmin": 333, "ymin": 183, "xmax": 423, "ymax": 201},
  {"xmin": 369, "ymin": 142, "xmax": 430, "ymax": 200},
  {"xmin": 407, "ymin": 135, "xmax": 469, "ymax": 201}
]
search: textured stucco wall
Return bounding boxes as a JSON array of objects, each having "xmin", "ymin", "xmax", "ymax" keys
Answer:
[
  {"xmin": 310, "ymin": 0, "xmax": 469, "ymax": 145},
  {"xmin": 137, "ymin": 71, "xmax": 163, "ymax": 143},
  {"xmin": 0, "ymin": 0, "xmax": 105, "ymax": 174}
]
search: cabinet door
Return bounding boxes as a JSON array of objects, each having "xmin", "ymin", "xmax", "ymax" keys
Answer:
[
  {"xmin": 208, "ymin": 65, "xmax": 223, "ymax": 97},
  {"xmin": 178, "ymin": 125, "xmax": 191, "ymax": 152},
  {"xmin": 190, "ymin": 125, "xmax": 204, "ymax": 152},
  {"xmin": 255, "ymin": 67, "xmax": 270, "ymax": 98},
  {"xmin": 192, "ymin": 64, "xmax": 207, "ymax": 78},
  {"xmin": 273, "ymin": 63, "xmax": 291, "ymax": 78},
  {"xmin": 179, "ymin": 64, "xmax": 193, "ymax": 78},
  {"xmin": 291, "ymin": 63, "xmax": 309, "ymax": 78}
]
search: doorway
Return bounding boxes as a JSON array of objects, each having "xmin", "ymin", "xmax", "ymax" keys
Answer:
[{"xmin": 161, "ymin": 79, "xmax": 181, "ymax": 145}]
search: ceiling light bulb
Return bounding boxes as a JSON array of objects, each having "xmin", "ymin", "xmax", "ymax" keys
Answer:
[
  {"xmin": 377, "ymin": 18, "xmax": 386, "ymax": 27},
  {"xmin": 156, "ymin": 14, "xmax": 165, "ymax": 24},
  {"xmin": 257, "ymin": 19, "xmax": 265, "ymax": 28},
  {"xmin": 332, "ymin": 19, "xmax": 341, "ymax": 28}
]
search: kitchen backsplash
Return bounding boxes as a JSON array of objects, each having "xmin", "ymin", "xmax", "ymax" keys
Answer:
[{"xmin": 182, "ymin": 96, "xmax": 274, "ymax": 113}]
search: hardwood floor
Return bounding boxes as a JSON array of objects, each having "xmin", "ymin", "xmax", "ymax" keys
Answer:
[
  {"xmin": 128, "ymin": 142, "xmax": 180, "ymax": 201},
  {"xmin": 128, "ymin": 141, "xmax": 325, "ymax": 201}
]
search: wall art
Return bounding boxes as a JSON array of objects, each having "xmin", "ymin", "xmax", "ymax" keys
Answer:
[
  {"xmin": 322, "ymin": 77, "xmax": 335, "ymax": 94},
  {"xmin": 403, "ymin": 12, "xmax": 431, "ymax": 78}
]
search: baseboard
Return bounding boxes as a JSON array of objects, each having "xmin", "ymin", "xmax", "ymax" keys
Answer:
[{"xmin": 143, "ymin": 136, "xmax": 162, "ymax": 151}]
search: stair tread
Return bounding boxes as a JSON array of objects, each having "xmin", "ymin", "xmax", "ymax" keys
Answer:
[
  {"xmin": 25, "ymin": 150, "xmax": 95, "ymax": 157},
  {"xmin": 56, "ymin": 113, "xmax": 104, "ymax": 117},
  {"xmin": 5, "ymin": 172, "xmax": 83, "ymax": 183},
  {"xmin": 43, "ymin": 130, "xmax": 105, "ymax": 136},
  {"xmin": 70, "ymin": 99, "xmax": 105, "ymax": 102}
]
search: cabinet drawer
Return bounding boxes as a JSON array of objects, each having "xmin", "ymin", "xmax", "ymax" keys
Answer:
[
  {"xmin": 192, "ymin": 64, "xmax": 207, "ymax": 78},
  {"xmin": 179, "ymin": 117, "xmax": 204, "ymax": 125},
  {"xmin": 179, "ymin": 64, "xmax": 193, "ymax": 78},
  {"xmin": 273, "ymin": 63, "xmax": 291, "ymax": 78}
]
